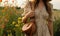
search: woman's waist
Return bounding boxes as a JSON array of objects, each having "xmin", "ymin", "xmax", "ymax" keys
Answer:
[{"xmin": 35, "ymin": 19, "xmax": 48, "ymax": 24}]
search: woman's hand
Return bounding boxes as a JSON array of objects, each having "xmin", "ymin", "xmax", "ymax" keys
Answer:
[
  {"xmin": 47, "ymin": 20, "xmax": 53, "ymax": 36},
  {"xmin": 22, "ymin": 11, "xmax": 34, "ymax": 23},
  {"xmin": 22, "ymin": 12, "xmax": 30, "ymax": 23},
  {"xmin": 26, "ymin": 11, "xmax": 34, "ymax": 17},
  {"xmin": 22, "ymin": 16, "xmax": 28, "ymax": 23}
]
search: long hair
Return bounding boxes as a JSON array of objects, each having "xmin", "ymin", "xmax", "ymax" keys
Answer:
[
  {"xmin": 43, "ymin": 0, "xmax": 52, "ymax": 18},
  {"xmin": 30, "ymin": 0, "xmax": 52, "ymax": 19}
]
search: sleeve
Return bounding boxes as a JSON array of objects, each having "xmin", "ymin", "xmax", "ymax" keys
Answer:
[{"xmin": 22, "ymin": 2, "xmax": 31, "ymax": 17}]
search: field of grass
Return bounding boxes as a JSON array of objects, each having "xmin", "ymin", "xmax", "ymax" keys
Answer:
[
  {"xmin": 53, "ymin": 10, "xmax": 60, "ymax": 36},
  {"xmin": 53, "ymin": 10, "xmax": 60, "ymax": 20}
]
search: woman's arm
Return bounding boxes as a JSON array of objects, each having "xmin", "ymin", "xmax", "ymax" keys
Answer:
[
  {"xmin": 47, "ymin": 3, "xmax": 53, "ymax": 36},
  {"xmin": 22, "ymin": 2, "xmax": 34, "ymax": 23},
  {"xmin": 47, "ymin": 19, "xmax": 53, "ymax": 36},
  {"xmin": 22, "ymin": 11, "xmax": 34, "ymax": 23}
]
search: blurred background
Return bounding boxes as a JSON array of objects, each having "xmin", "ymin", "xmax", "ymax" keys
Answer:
[{"xmin": 0, "ymin": 0, "xmax": 60, "ymax": 36}]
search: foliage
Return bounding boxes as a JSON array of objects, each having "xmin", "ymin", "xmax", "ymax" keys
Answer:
[
  {"xmin": 0, "ymin": 6, "xmax": 24, "ymax": 36},
  {"xmin": 53, "ymin": 17, "xmax": 60, "ymax": 36}
]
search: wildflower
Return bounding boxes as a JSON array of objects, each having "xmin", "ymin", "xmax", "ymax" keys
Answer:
[
  {"xmin": 4, "ymin": 19, "xmax": 8, "ymax": 23},
  {"xmin": 10, "ymin": 12, "xmax": 13, "ymax": 15},
  {"xmin": 18, "ymin": 17, "xmax": 22, "ymax": 20},
  {"xmin": 1, "ymin": 24, "xmax": 5, "ymax": 29},
  {"xmin": 0, "ymin": 16, "xmax": 1, "ymax": 18},
  {"xmin": 12, "ymin": 21, "xmax": 16, "ymax": 25},
  {"xmin": 18, "ymin": 21, "xmax": 21, "ymax": 24},
  {"xmin": 15, "ymin": 24, "xmax": 19, "ymax": 27},
  {"xmin": 0, "ymin": 0, "xmax": 2, "ymax": 2},
  {"xmin": 2, "ymin": 10, "xmax": 5, "ymax": 13}
]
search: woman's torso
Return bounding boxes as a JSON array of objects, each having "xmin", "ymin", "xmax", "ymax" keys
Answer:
[
  {"xmin": 33, "ymin": 5, "xmax": 51, "ymax": 36},
  {"xmin": 35, "ymin": 5, "xmax": 49, "ymax": 25}
]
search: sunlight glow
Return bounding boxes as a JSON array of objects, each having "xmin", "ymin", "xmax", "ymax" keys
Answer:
[{"xmin": 0, "ymin": 0, "xmax": 60, "ymax": 9}]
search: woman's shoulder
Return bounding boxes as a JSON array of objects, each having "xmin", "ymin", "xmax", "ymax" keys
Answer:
[
  {"xmin": 22, "ymin": 1, "xmax": 31, "ymax": 16},
  {"xmin": 24, "ymin": 1, "xmax": 31, "ymax": 9}
]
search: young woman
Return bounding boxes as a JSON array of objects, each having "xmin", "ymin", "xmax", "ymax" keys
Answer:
[{"xmin": 22, "ymin": 0, "xmax": 53, "ymax": 36}]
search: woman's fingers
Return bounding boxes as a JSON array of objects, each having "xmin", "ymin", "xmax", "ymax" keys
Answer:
[
  {"xmin": 22, "ymin": 16, "xmax": 27, "ymax": 23},
  {"xmin": 26, "ymin": 11, "xmax": 34, "ymax": 17},
  {"xmin": 22, "ymin": 11, "xmax": 35, "ymax": 23}
]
